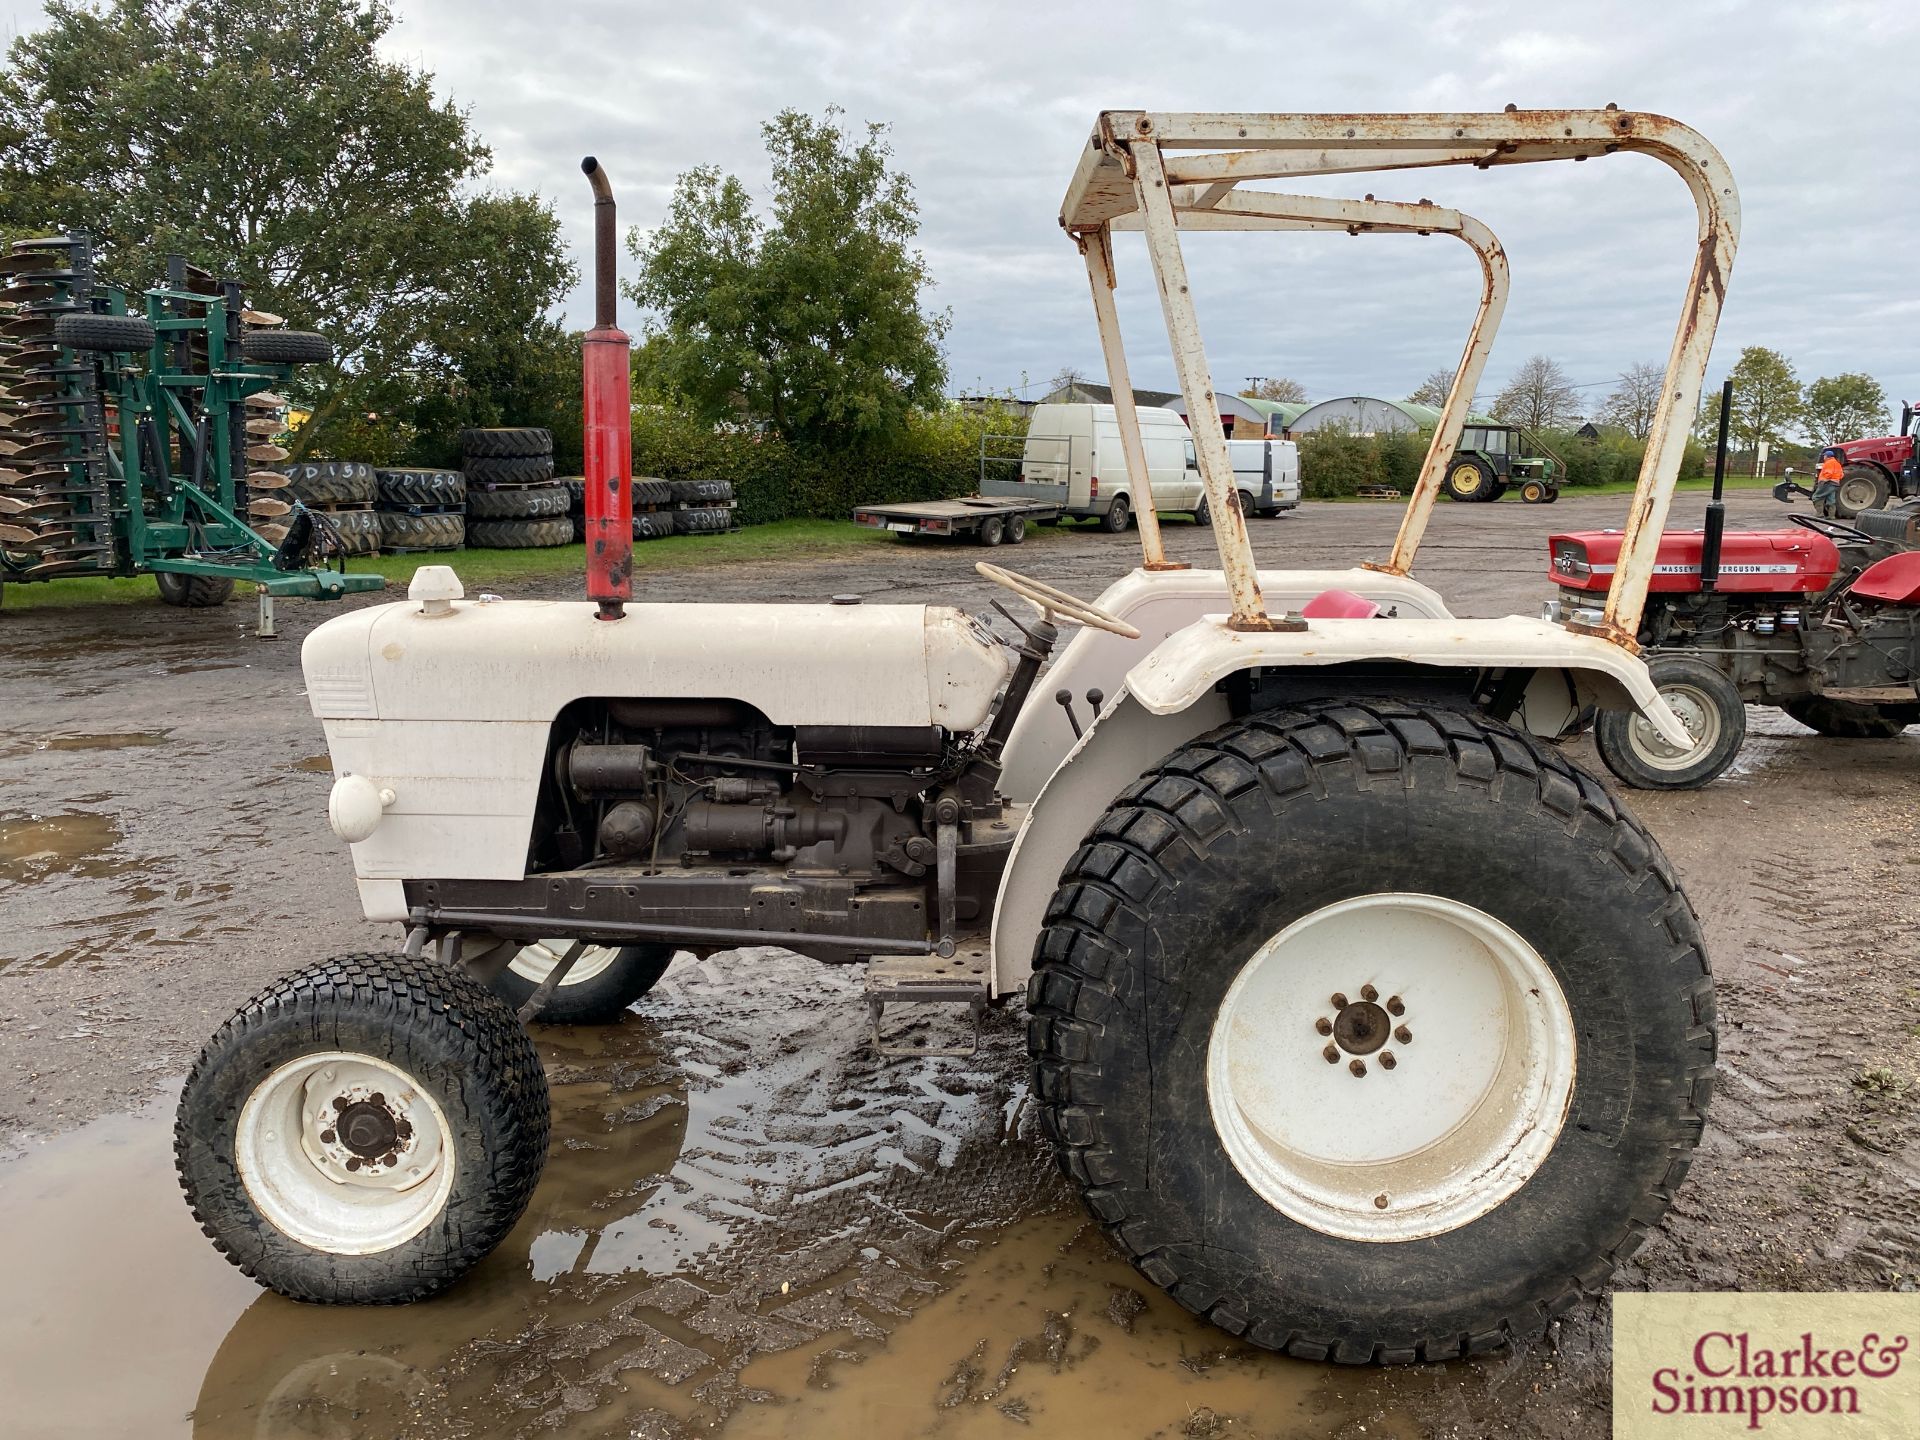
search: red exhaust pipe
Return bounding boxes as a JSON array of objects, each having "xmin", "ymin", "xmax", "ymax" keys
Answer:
[{"xmin": 581, "ymin": 156, "xmax": 632, "ymax": 620}]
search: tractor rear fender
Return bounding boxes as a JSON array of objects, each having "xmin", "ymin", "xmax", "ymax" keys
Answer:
[{"xmin": 987, "ymin": 613, "xmax": 1687, "ymax": 997}]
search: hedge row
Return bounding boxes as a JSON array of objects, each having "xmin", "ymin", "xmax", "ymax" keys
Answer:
[
  {"xmin": 1296, "ymin": 427, "xmax": 1709, "ymax": 498},
  {"xmin": 630, "ymin": 404, "xmax": 1029, "ymax": 525}
]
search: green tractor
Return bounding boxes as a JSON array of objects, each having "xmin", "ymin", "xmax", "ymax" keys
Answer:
[
  {"xmin": 0, "ymin": 233, "xmax": 383, "ymax": 624},
  {"xmin": 1442, "ymin": 422, "xmax": 1560, "ymax": 503}
]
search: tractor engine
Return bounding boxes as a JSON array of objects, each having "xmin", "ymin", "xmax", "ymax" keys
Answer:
[{"xmin": 534, "ymin": 698, "xmax": 947, "ymax": 879}]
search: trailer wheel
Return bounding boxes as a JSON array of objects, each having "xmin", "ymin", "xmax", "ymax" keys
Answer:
[
  {"xmin": 155, "ymin": 571, "xmax": 236, "ymax": 608},
  {"xmin": 53, "ymin": 312, "xmax": 157, "ymax": 353},
  {"xmin": 977, "ymin": 516, "xmax": 1005, "ymax": 547},
  {"xmin": 1027, "ymin": 699, "xmax": 1713, "ymax": 1362},
  {"xmin": 1100, "ymin": 494, "xmax": 1131, "ymax": 533},
  {"xmin": 1005, "ymin": 515, "xmax": 1028, "ymax": 544},
  {"xmin": 1781, "ymin": 695, "xmax": 1913, "ymax": 739},
  {"xmin": 1594, "ymin": 654, "xmax": 1746, "ymax": 790},
  {"xmin": 174, "ymin": 951, "xmax": 549, "ymax": 1304},
  {"xmin": 486, "ymin": 940, "xmax": 676, "ymax": 1024}
]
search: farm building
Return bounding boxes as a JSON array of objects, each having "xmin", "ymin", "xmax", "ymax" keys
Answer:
[
  {"xmin": 1289, "ymin": 397, "xmax": 1497, "ymax": 435},
  {"xmin": 1162, "ymin": 389, "xmax": 1285, "ymax": 437}
]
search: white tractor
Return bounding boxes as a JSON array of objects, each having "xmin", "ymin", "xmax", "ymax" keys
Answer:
[{"xmin": 176, "ymin": 111, "xmax": 1731, "ymax": 1364}]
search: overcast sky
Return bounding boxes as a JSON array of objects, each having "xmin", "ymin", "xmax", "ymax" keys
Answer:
[{"xmin": 5, "ymin": 0, "xmax": 1915, "ymax": 419}]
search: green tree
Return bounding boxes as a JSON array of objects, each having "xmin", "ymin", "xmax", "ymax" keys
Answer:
[
  {"xmin": 1802, "ymin": 372, "xmax": 1890, "ymax": 446},
  {"xmin": 627, "ymin": 107, "xmax": 949, "ymax": 448},
  {"xmin": 1725, "ymin": 346, "xmax": 1802, "ymax": 452},
  {"xmin": 0, "ymin": 0, "xmax": 574, "ymax": 460}
]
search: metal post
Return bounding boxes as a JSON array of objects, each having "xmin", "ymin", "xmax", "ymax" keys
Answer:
[
  {"xmin": 1080, "ymin": 229, "xmax": 1182, "ymax": 571},
  {"xmin": 1128, "ymin": 133, "xmax": 1278, "ymax": 630},
  {"xmin": 1700, "ymin": 378, "xmax": 1733, "ymax": 592},
  {"xmin": 1373, "ymin": 213, "xmax": 1509, "ymax": 576},
  {"xmin": 256, "ymin": 589, "xmax": 277, "ymax": 639}
]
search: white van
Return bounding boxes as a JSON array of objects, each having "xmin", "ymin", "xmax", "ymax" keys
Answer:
[
  {"xmin": 1227, "ymin": 437, "xmax": 1302, "ymax": 517},
  {"xmin": 991, "ymin": 403, "xmax": 1201, "ymax": 531}
]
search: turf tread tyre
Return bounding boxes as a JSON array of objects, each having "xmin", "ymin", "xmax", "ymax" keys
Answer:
[
  {"xmin": 238, "ymin": 330, "xmax": 333, "ymax": 365},
  {"xmin": 667, "ymin": 478, "xmax": 733, "ymax": 504},
  {"xmin": 467, "ymin": 516, "xmax": 573, "ymax": 549},
  {"xmin": 673, "ymin": 505, "xmax": 733, "ymax": 535},
  {"xmin": 459, "ymin": 427, "xmax": 552, "ymax": 459},
  {"xmin": 1781, "ymin": 694, "xmax": 1911, "ymax": 738},
  {"xmin": 375, "ymin": 468, "xmax": 465, "ymax": 509},
  {"xmin": 273, "ymin": 461, "xmax": 376, "ymax": 507},
  {"xmin": 377, "ymin": 510, "xmax": 464, "ymax": 550},
  {"xmin": 490, "ymin": 944, "xmax": 676, "ymax": 1024},
  {"xmin": 173, "ymin": 950, "xmax": 549, "ymax": 1304},
  {"xmin": 466, "ymin": 483, "xmax": 568, "ymax": 519},
  {"xmin": 1026, "ymin": 699, "xmax": 1715, "ymax": 1363},
  {"xmin": 155, "ymin": 571, "xmax": 235, "ymax": 607},
  {"xmin": 53, "ymin": 313, "xmax": 156, "ymax": 353}
]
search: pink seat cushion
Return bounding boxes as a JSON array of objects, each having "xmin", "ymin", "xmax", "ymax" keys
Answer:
[{"xmin": 1300, "ymin": 588, "xmax": 1382, "ymax": 619}]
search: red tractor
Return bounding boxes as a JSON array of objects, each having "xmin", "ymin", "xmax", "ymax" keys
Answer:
[
  {"xmin": 1776, "ymin": 401, "xmax": 1919, "ymax": 517},
  {"xmin": 1545, "ymin": 506, "xmax": 1920, "ymax": 787}
]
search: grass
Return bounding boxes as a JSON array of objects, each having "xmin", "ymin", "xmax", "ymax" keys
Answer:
[{"xmin": 0, "ymin": 519, "xmax": 898, "ymax": 613}]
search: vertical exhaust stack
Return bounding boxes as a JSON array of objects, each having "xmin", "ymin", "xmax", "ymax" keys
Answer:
[{"xmin": 581, "ymin": 156, "xmax": 632, "ymax": 621}]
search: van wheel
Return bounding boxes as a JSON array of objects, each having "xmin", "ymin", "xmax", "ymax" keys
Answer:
[
  {"xmin": 1594, "ymin": 655, "xmax": 1746, "ymax": 790},
  {"xmin": 977, "ymin": 516, "xmax": 1006, "ymax": 547},
  {"xmin": 1027, "ymin": 699, "xmax": 1713, "ymax": 1361},
  {"xmin": 1100, "ymin": 495, "xmax": 1131, "ymax": 533},
  {"xmin": 1196, "ymin": 490, "xmax": 1249, "ymax": 527}
]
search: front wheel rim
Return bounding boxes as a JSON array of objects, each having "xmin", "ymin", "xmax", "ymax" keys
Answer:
[
  {"xmin": 1206, "ymin": 892, "xmax": 1575, "ymax": 1242},
  {"xmin": 508, "ymin": 940, "xmax": 623, "ymax": 988},
  {"xmin": 235, "ymin": 1051, "xmax": 455, "ymax": 1255},
  {"xmin": 1627, "ymin": 682, "xmax": 1721, "ymax": 770},
  {"xmin": 1839, "ymin": 476, "xmax": 1879, "ymax": 511}
]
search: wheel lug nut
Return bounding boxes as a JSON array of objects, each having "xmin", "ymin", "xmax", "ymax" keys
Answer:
[
  {"xmin": 1330, "ymin": 992, "xmax": 1348, "ymax": 1009},
  {"xmin": 320, "ymin": 1129, "xmax": 336, "ymax": 1144},
  {"xmin": 1387, "ymin": 996, "xmax": 1405, "ymax": 1016},
  {"xmin": 1314, "ymin": 1017, "xmax": 1333, "ymax": 1036},
  {"xmin": 1380, "ymin": 1051, "xmax": 1396, "ymax": 1070},
  {"xmin": 1360, "ymin": 984, "xmax": 1378, "ymax": 1002},
  {"xmin": 1323, "ymin": 1044, "xmax": 1340, "ymax": 1064},
  {"xmin": 1374, "ymin": 1193, "xmax": 1390, "ymax": 1210},
  {"xmin": 1395, "ymin": 1025, "xmax": 1412, "ymax": 1045},
  {"xmin": 1348, "ymin": 1059, "xmax": 1367, "ymax": 1078}
]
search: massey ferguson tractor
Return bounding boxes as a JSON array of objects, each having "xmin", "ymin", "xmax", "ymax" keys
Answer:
[{"xmin": 175, "ymin": 114, "xmax": 1728, "ymax": 1367}]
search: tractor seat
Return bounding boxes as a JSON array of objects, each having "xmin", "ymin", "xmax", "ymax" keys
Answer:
[{"xmin": 1301, "ymin": 589, "xmax": 1384, "ymax": 619}]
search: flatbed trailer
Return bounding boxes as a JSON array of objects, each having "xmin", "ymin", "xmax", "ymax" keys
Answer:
[{"xmin": 851, "ymin": 494, "xmax": 1058, "ymax": 545}]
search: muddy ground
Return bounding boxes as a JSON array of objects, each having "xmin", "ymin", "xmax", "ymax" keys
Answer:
[{"xmin": 3, "ymin": 491, "xmax": 1918, "ymax": 1439}]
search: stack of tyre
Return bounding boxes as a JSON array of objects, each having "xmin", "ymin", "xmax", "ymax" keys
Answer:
[
  {"xmin": 270, "ymin": 460, "xmax": 381, "ymax": 556},
  {"xmin": 633, "ymin": 477, "xmax": 737, "ymax": 541},
  {"xmin": 461, "ymin": 427, "xmax": 571, "ymax": 549},
  {"xmin": 374, "ymin": 468, "xmax": 465, "ymax": 552}
]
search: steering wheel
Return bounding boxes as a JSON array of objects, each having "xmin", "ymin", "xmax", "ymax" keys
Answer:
[
  {"xmin": 1790, "ymin": 513, "xmax": 1876, "ymax": 546},
  {"xmin": 975, "ymin": 561, "xmax": 1141, "ymax": 638}
]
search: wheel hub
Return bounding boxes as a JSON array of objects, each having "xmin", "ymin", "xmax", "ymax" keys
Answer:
[
  {"xmin": 1630, "ymin": 684, "xmax": 1715, "ymax": 764},
  {"xmin": 1329, "ymin": 996, "xmax": 1393, "ymax": 1056}
]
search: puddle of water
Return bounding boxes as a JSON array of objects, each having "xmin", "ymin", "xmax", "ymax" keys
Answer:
[
  {"xmin": 727, "ymin": 1210, "xmax": 1329, "ymax": 1440},
  {"xmin": 0, "ymin": 811, "xmax": 122, "ymax": 883},
  {"xmin": 33, "ymin": 731, "xmax": 172, "ymax": 752},
  {"xmin": 288, "ymin": 754, "xmax": 333, "ymax": 773}
]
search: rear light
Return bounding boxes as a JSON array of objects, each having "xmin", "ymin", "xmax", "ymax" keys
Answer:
[
  {"xmin": 924, "ymin": 519, "xmax": 951, "ymax": 534},
  {"xmin": 853, "ymin": 512, "xmax": 881, "ymax": 529},
  {"xmin": 1550, "ymin": 540, "xmax": 1591, "ymax": 583},
  {"xmin": 1090, "ymin": 476, "xmax": 1099, "ymax": 500}
]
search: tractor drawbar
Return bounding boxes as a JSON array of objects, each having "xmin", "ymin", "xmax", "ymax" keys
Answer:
[{"xmin": 580, "ymin": 156, "xmax": 633, "ymax": 621}]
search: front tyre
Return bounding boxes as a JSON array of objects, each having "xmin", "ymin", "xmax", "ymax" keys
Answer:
[
  {"xmin": 489, "ymin": 940, "xmax": 675, "ymax": 1024},
  {"xmin": 1594, "ymin": 654, "xmax": 1746, "ymax": 790},
  {"xmin": 1027, "ymin": 700, "xmax": 1714, "ymax": 1362},
  {"xmin": 175, "ymin": 952, "xmax": 549, "ymax": 1304}
]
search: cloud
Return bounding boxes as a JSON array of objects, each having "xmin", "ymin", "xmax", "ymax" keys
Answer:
[{"xmin": 4, "ymin": 0, "xmax": 1915, "ymax": 411}]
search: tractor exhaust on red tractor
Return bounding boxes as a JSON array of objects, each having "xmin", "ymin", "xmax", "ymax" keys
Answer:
[{"xmin": 580, "ymin": 156, "xmax": 633, "ymax": 621}]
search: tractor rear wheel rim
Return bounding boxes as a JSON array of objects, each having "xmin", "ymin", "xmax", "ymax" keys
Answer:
[
  {"xmin": 1206, "ymin": 892, "xmax": 1575, "ymax": 1242},
  {"xmin": 1627, "ymin": 682, "xmax": 1720, "ymax": 770},
  {"xmin": 235, "ymin": 1051, "xmax": 454, "ymax": 1255},
  {"xmin": 509, "ymin": 940, "xmax": 622, "ymax": 987}
]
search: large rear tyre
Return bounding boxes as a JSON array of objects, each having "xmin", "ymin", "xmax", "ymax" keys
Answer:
[
  {"xmin": 1444, "ymin": 458, "xmax": 1496, "ymax": 502},
  {"xmin": 1027, "ymin": 700, "xmax": 1714, "ymax": 1363},
  {"xmin": 1781, "ymin": 694, "xmax": 1913, "ymax": 738},
  {"xmin": 174, "ymin": 952, "xmax": 549, "ymax": 1304},
  {"xmin": 1594, "ymin": 654, "xmax": 1746, "ymax": 790},
  {"xmin": 1835, "ymin": 465, "xmax": 1891, "ymax": 519},
  {"xmin": 485, "ymin": 940, "xmax": 676, "ymax": 1024}
]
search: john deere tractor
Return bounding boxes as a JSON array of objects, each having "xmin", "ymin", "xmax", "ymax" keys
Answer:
[
  {"xmin": 1443, "ymin": 421, "xmax": 1560, "ymax": 503},
  {"xmin": 0, "ymin": 232, "xmax": 382, "ymax": 620}
]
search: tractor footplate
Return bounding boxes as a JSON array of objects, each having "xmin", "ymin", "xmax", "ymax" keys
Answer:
[{"xmin": 865, "ymin": 941, "xmax": 990, "ymax": 1059}]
